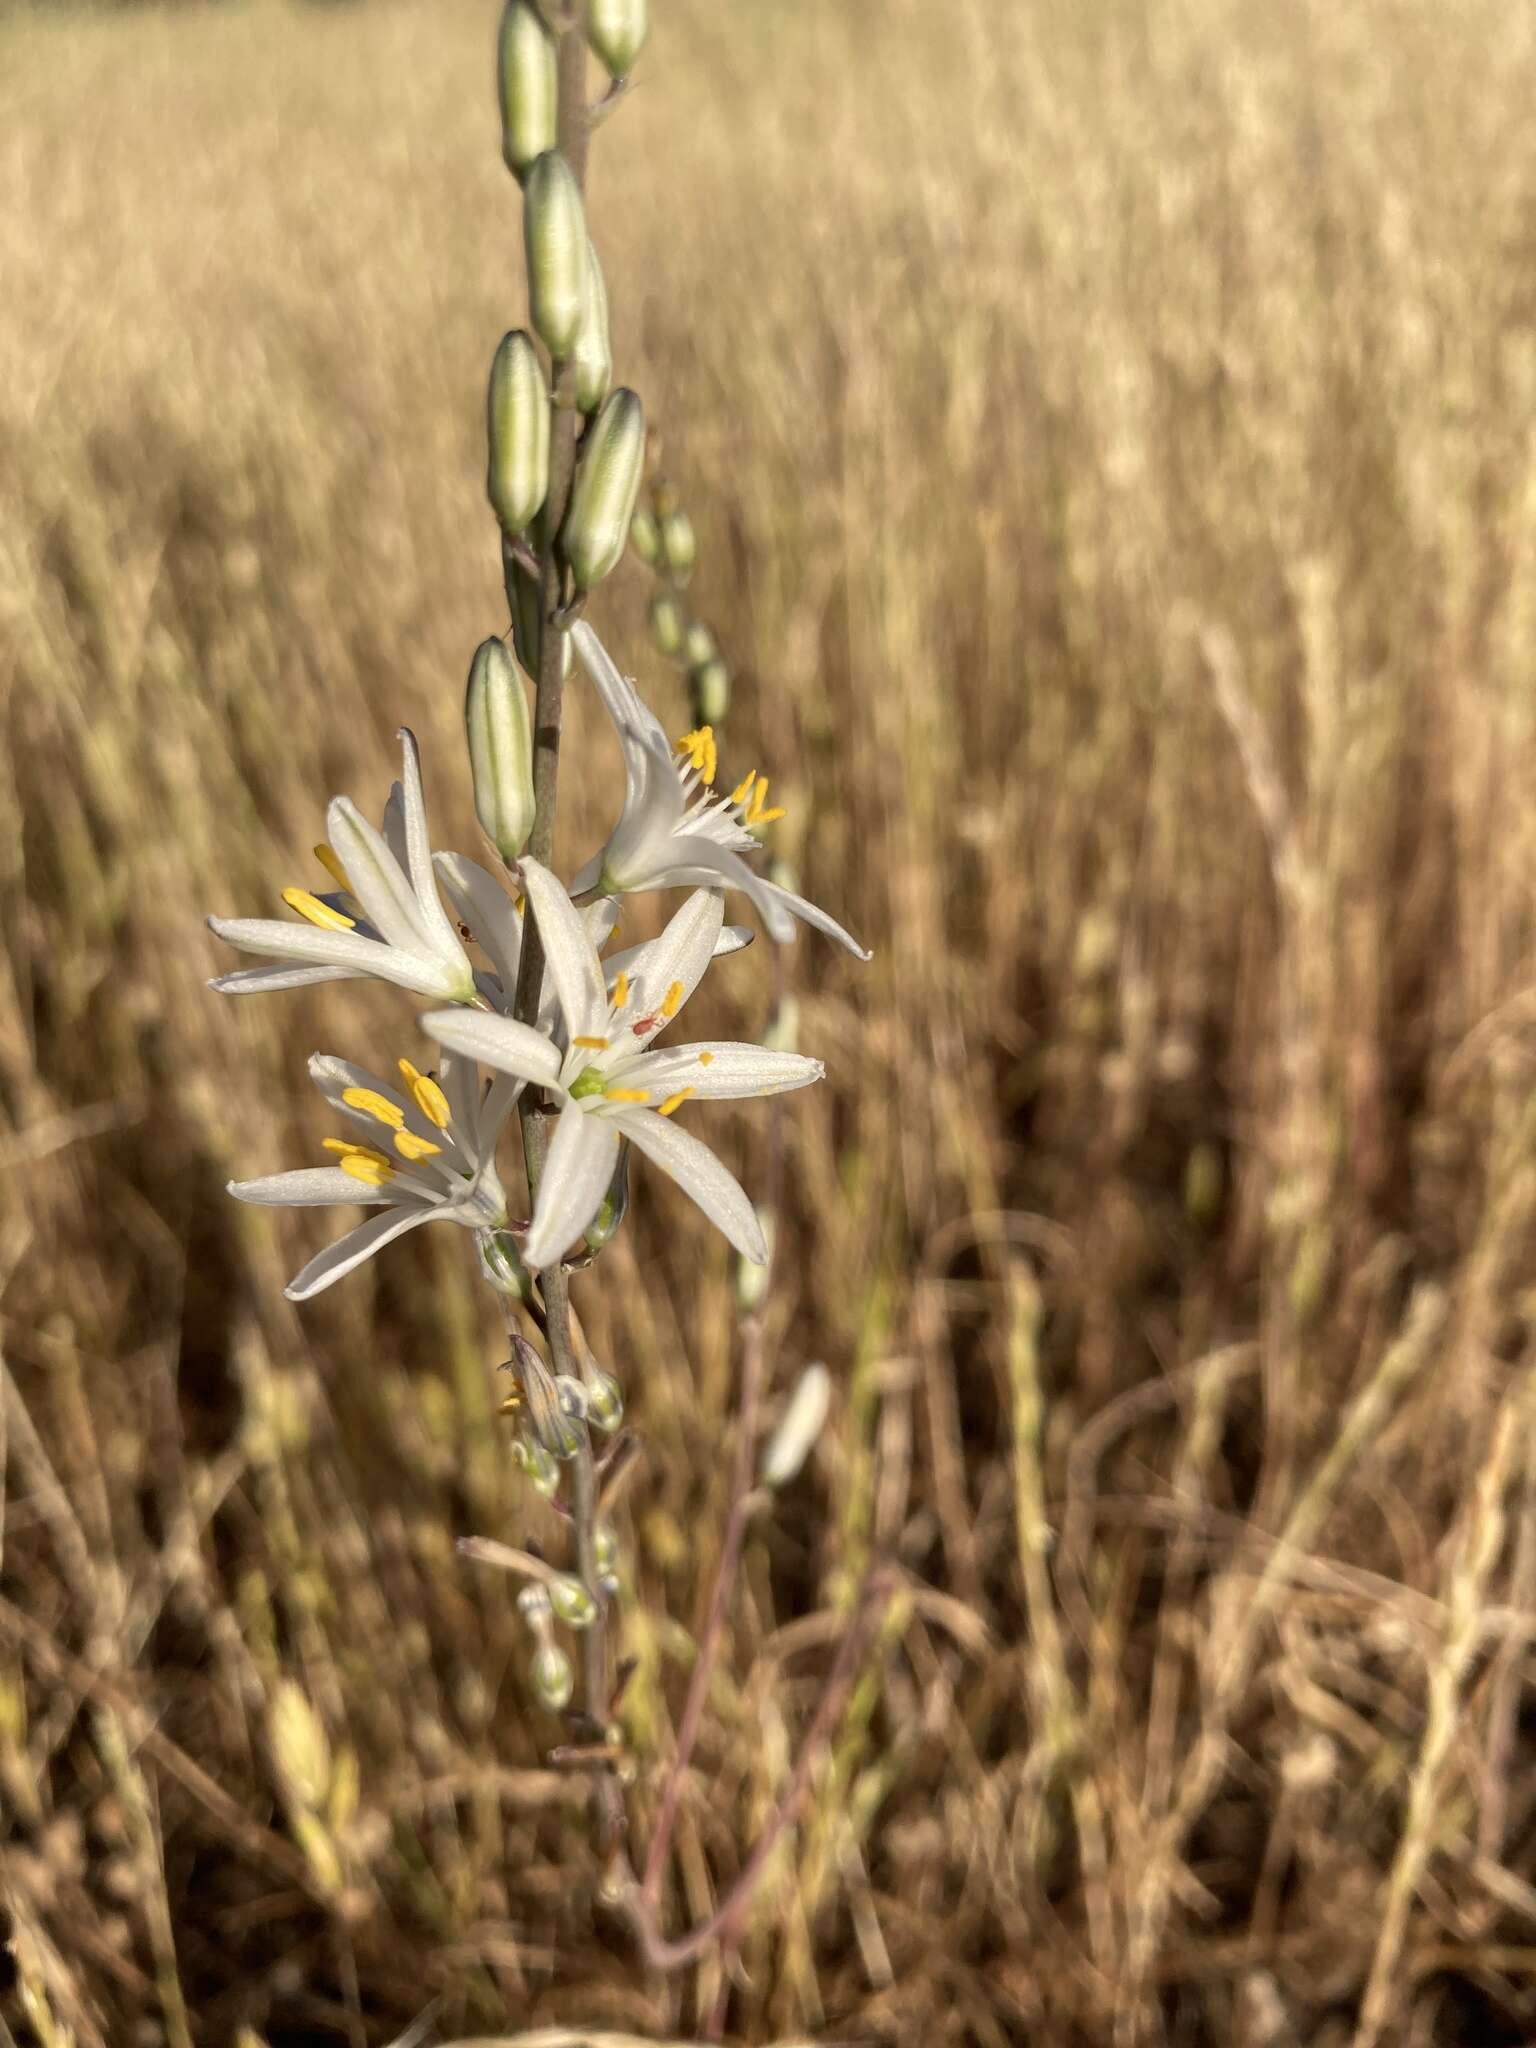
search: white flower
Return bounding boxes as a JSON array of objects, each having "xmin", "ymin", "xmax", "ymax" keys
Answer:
[
  {"xmin": 568, "ymin": 621, "xmax": 870, "ymax": 960},
  {"xmin": 421, "ymin": 860, "xmax": 823, "ymax": 1270},
  {"xmin": 208, "ymin": 729, "xmax": 478, "ymax": 1003},
  {"xmin": 229, "ymin": 1049, "xmax": 517, "ymax": 1299}
]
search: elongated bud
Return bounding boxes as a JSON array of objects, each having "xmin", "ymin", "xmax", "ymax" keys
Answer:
[
  {"xmin": 584, "ymin": 1142, "xmax": 631, "ymax": 1252},
  {"xmin": 736, "ymin": 1206, "xmax": 776, "ymax": 1310},
  {"xmin": 510, "ymin": 1334, "xmax": 583, "ymax": 1458},
  {"xmin": 630, "ymin": 508, "xmax": 660, "ymax": 564},
  {"xmin": 659, "ymin": 506, "xmax": 696, "ymax": 580},
  {"xmin": 648, "ymin": 592, "xmax": 684, "ymax": 657},
  {"xmin": 683, "ymin": 620, "xmax": 715, "ymax": 666},
  {"xmin": 530, "ymin": 1641, "xmax": 574, "ymax": 1710},
  {"xmin": 692, "ymin": 656, "xmax": 730, "ymax": 725},
  {"xmin": 761, "ymin": 1363, "xmax": 832, "ymax": 1488},
  {"xmin": 465, "ymin": 639, "xmax": 535, "ymax": 862},
  {"xmin": 508, "ymin": 555, "xmax": 572, "ymax": 684},
  {"xmin": 511, "ymin": 1430, "xmax": 560, "ymax": 1498},
  {"xmin": 572, "ymin": 239, "xmax": 612, "ymax": 415},
  {"xmin": 486, "ymin": 330, "xmax": 549, "ymax": 536},
  {"xmin": 585, "ymin": 1368, "xmax": 624, "ymax": 1432},
  {"xmin": 524, "ymin": 151, "xmax": 588, "ymax": 360},
  {"xmin": 547, "ymin": 1574, "xmax": 598, "ymax": 1628},
  {"xmin": 498, "ymin": 0, "xmax": 558, "ymax": 178},
  {"xmin": 560, "ymin": 388, "xmax": 645, "ymax": 589},
  {"xmin": 587, "ymin": 0, "xmax": 646, "ymax": 77}
]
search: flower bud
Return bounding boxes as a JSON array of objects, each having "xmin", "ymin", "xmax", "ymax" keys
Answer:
[
  {"xmin": 511, "ymin": 1430, "xmax": 561, "ymax": 1499},
  {"xmin": 498, "ymin": 0, "xmax": 558, "ymax": 178},
  {"xmin": 594, "ymin": 1523, "xmax": 619, "ymax": 1573},
  {"xmin": 523, "ymin": 150, "xmax": 588, "ymax": 361},
  {"xmin": 692, "ymin": 655, "xmax": 730, "ymax": 726},
  {"xmin": 486, "ymin": 329, "xmax": 550, "ymax": 536},
  {"xmin": 554, "ymin": 1374, "xmax": 589, "ymax": 1423},
  {"xmin": 584, "ymin": 1142, "xmax": 631, "ymax": 1252},
  {"xmin": 465, "ymin": 638, "xmax": 535, "ymax": 862},
  {"xmin": 512, "ymin": 1334, "xmax": 583, "ymax": 1459},
  {"xmin": 508, "ymin": 556, "xmax": 572, "ymax": 685},
  {"xmin": 683, "ymin": 620, "xmax": 715, "ymax": 666},
  {"xmin": 516, "ymin": 1581, "xmax": 553, "ymax": 1624},
  {"xmin": 736, "ymin": 1206, "xmax": 776, "ymax": 1310},
  {"xmin": 648, "ymin": 592, "xmax": 685, "ymax": 657},
  {"xmin": 547, "ymin": 1574, "xmax": 598, "ymax": 1628},
  {"xmin": 585, "ymin": 1368, "xmax": 624, "ymax": 1432},
  {"xmin": 630, "ymin": 508, "xmax": 660, "ymax": 564},
  {"xmin": 560, "ymin": 387, "xmax": 645, "ymax": 589},
  {"xmin": 587, "ymin": 0, "xmax": 647, "ymax": 78},
  {"xmin": 764, "ymin": 995, "xmax": 800, "ymax": 1055},
  {"xmin": 760, "ymin": 1363, "xmax": 832, "ymax": 1488},
  {"xmin": 530, "ymin": 1641, "xmax": 574, "ymax": 1710},
  {"xmin": 572, "ymin": 239, "xmax": 612, "ymax": 415},
  {"xmin": 659, "ymin": 506, "xmax": 696, "ymax": 580}
]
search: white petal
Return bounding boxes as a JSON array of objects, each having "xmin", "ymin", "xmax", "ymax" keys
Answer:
[
  {"xmin": 571, "ymin": 619, "xmax": 671, "ymax": 764},
  {"xmin": 209, "ymin": 963, "xmax": 374, "ymax": 995},
  {"xmin": 519, "ymin": 860, "xmax": 608, "ymax": 1042},
  {"xmin": 326, "ymin": 795, "xmax": 431, "ymax": 954},
  {"xmin": 309, "ymin": 1053, "xmax": 408, "ymax": 1119},
  {"xmin": 624, "ymin": 1042, "xmax": 824, "ymax": 1100},
  {"xmin": 716, "ymin": 925, "xmax": 755, "ymax": 959},
  {"xmin": 420, "ymin": 1007, "xmax": 563, "ymax": 1089},
  {"xmin": 475, "ymin": 1070, "xmax": 523, "ymax": 1156},
  {"xmin": 611, "ymin": 1106, "xmax": 767, "ymax": 1263},
  {"xmin": 396, "ymin": 728, "xmax": 471, "ymax": 965},
  {"xmin": 284, "ymin": 1204, "xmax": 438, "ymax": 1300},
  {"xmin": 521, "ymin": 1103, "xmax": 619, "ymax": 1270},
  {"xmin": 654, "ymin": 838, "xmax": 870, "ymax": 959},
  {"xmin": 435, "ymin": 850, "xmax": 524, "ymax": 994},
  {"xmin": 228, "ymin": 1167, "xmax": 393, "ymax": 1207},
  {"xmin": 614, "ymin": 888, "xmax": 724, "ymax": 1049},
  {"xmin": 207, "ymin": 916, "xmax": 459, "ymax": 997}
]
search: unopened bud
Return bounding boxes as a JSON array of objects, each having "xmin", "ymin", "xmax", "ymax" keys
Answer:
[
  {"xmin": 594, "ymin": 1523, "xmax": 619, "ymax": 1573},
  {"xmin": 684, "ymin": 620, "xmax": 715, "ymax": 666},
  {"xmin": 630, "ymin": 508, "xmax": 661, "ymax": 564},
  {"xmin": 269, "ymin": 1682, "xmax": 332, "ymax": 1813},
  {"xmin": 585, "ymin": 1367, "xmax": 624, "ymax": 1432},
  {"xmin": 584, "ymin": 1142, "xmax": 631, "ymax": 1252},
  {"xmin": 547, "ymin": 1574, "xmax": 598, "ymax": 1628},
  {"xmin": 760, "ymin": 1363, "xmax": 832, "ymax": 1488},
  {"xmin": 516, "ymin": 1581, "xmax": 553, "ymax": 1625},
  {"xmin": 465, "ymin": 638, "xmax": 535, "ymax": 862},
  {"xmin": 554, "ymin": 1374, "xmax": 589, "ymax": 1423},
  {"xmin": 486, "ymin": 329, "xmax": 549, "ymax": 536},
  {"xmin": 572, "ymin": 239, "xmax": 612, "ymax": 414},
  {"xmin": 735, "ymin": 1207, "xmax": 776, "ymax": 1310},
  {"xmin": 530, "ymin": 1641, "xmax": 574, "ymax": 1710},
  {"xmin": 587, "ymin": 0, "xmax": 647, "ymax": 78},
  {"xmin": 498, "ymin": 0, "xmax": 558, "ymax": 178},
  {"xmin": 560, "ymin": 387, "xmax": 645, "ymax": 589},
  {"xmin": 511, "ymin": 1431, "xmax": 561, "ymax": 1499},
  {"xmin": 659, "ymin": 506, "xmax": 696, "ymax": 579},
  {"xmin": 692, "ymin": 655, "xmax": 730, "ymax": 725},
  {"xmin": 479, "ymin": 1226, "xmax": 535, "ymax": 1300},
  {"xmin": 523, "ymin": 150, "xmax": 588, "ymax": 360},
  {"xmin": 512, "ymin": 1335, "xmax": 583, "ymax": 1458},
  {"xmin": 648, "ymin": 591, "xmax": 685, "ymax": 656},
  {"xmin": 764, "ymin": 995, "xmax": 800, "ymax": 1054}
]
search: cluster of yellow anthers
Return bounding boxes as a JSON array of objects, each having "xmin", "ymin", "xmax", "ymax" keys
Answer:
[
  {"xmin": 323, "ymin": 1059, "xmax": 452, "ymax": 1187},
  {"xmin": 673, "ymin": 727, "xmax": 787, "ymax": 829},
  {"xmin": 281, "ymin": 843, "xmax": 356, "ymax": 931},
  {"xmin": 568, "ymin": 969, "xmax": 716, "ymax": 1118}
]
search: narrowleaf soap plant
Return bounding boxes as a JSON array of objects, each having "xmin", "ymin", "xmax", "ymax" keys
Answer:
[{"xmin": 207, "ymin": 0, "xmax": 884, "ymax": 1992}]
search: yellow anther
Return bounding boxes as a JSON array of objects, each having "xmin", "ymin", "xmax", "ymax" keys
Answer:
[
  {"xmin": 340, "ymin": 1152, "xmax": 396, "ymax": 1188},
  {"xmin": 603, "ymin": 1086, "xmax": 652, "ymax": 1104},
  {"xmin": 572, "ymin": 1034, "xmax": 610, "ymax": 1049},
  {"xmin": 657, "ymin": 1087, "xmax": 696, "ymax": 1117},
  {"xmin": 282, "ymin": 886, "xmax": 355, "ymax": 932},
  {"xmin": 674, "ymin": 726, "xmax": 718, "ymax": 787},
  {"xmin": 342, "ymin": 1086, "xmax": 405, "ymax": 1129},
  {"xmin": 730, "ymin": 770, "xmax": 757, "ymax": 807},
  {"xmin": 698, "ymin": 1051, "xmax": 715, "ymax": 1066},
  {"xmin": 611, "ymin": 970, "xmax": 631, "ymax": 1010},
  {"xmin": 393, "ymin": 1129, "xmax": 443, "ymax": 1163},
  {"xmin": 323, "ymin": 1138, "xmax": 392, "ymax": 1165},
  {"xmin": 313, "ymin": 842, "xmax": 352, "ymax": 892},
  {"xmin": 745, "ymin": 775, "xmax": 785, "ymax": 828},
  {"xmin": 661, "ymin": 980, "xmax": 684, "ymax": 1021},
  {"xmin": 397, "ymin": 1058, "xmax": 450, "ymax": 1129}
]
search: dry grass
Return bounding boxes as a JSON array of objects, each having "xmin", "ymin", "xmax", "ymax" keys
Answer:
[{"xmin": 4, "ymin": 0, "xmax": 1536, "ymax": 2040}]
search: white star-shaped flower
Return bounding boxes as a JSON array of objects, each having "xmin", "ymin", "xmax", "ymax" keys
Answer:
[
  {"xmin": 229, "ymin": 1050, "xmax": 517, "ymax": 1299},
  {"xmin": 422, "ymin": 860, "xmax": 823, "ymax": 1270},
  {"xmin": 208, "ymin": 730, "xmax": 478, "ymax": 1004},
  {"xmin": 568, "ymin": 621, "xmax": 870, "ymax": 960}
]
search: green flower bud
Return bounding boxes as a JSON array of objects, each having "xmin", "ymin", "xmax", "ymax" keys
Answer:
[
  {"xmin": 512, "ymin": 1334, "xmax": 583, "ymax": 1459},
  {"xmin": 498, "ymin": 0, "xmax": 558, "ymax": 178},
  {"xmin": 630, "ymin": 508, "xmax": 661, "ymax": 564},
  {"xmin": 516, "ymin": 1581, "xmax": 553, "ymax": 1624},
  {"xmin": 465, "ymin": 638, "xmax": 535, "ymax": 862},
  {"xmin": 594, "ymin": 1523, "xmax": 619, "ymax": 1573},
  {"xmin": 587, "ymin": 0, "xmax": 647, "ymax": 78},
  {"xmin": 508, "ymin": 555, "xmax": 572, "ymax": 686},
  {"xmin": 585, "ymin": 1368, "xmax": 624, "ymax": 1432},
  {"xmin": 572, "ymin": 239, "xmax": 612, "ymax": 415},
  {"xmin": 530, "ymin": 1641, "xmax": 574, "ymax": 1710},
  {"xmin": 735, "ymin": 1207, "xmax": 776, "ymax": 1311},
  {"xmin": 659, "ymin": 506, "xmax": 696, "ymax": 579},
  {"xmin": 648, "ymin": 592, "xmax": 685, "ymax": 657},
  {"xmin": 486, "ymin": 329, "xmax": 549, "ymax": 536},
  {"xmin": 760, "ymin": 1362, "xmax": 831, "ymax": 1488},
  {"xmin": 683, "ymin": 620, "xmax": 715, "ymax": 666},
  {"xmin": 584, "ymin": 1142, "xmax": 631, "ymax": 1252},
  {"xmin": 560, "ymin": 387, "xmax": 645, "ymax": 589},
  {"xmin": 479, "ymin": 1227, "xmax": 534, "ymax": 1301},
  {"xmin": 692, "ymin": 655, "xmax": 730, "ymax": 726},
  {"xmin": 547, "ymin": 1574, "xmax": 598, "ymax": 1628},
  {"xmin": 523, "ymin": 150, "xmax": 588, "ymax": 361}
]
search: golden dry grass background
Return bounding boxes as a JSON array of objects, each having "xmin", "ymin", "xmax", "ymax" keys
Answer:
[{"xmin": 4, "ymin": 0, "xmax": 1536, "ymax": 2041}]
